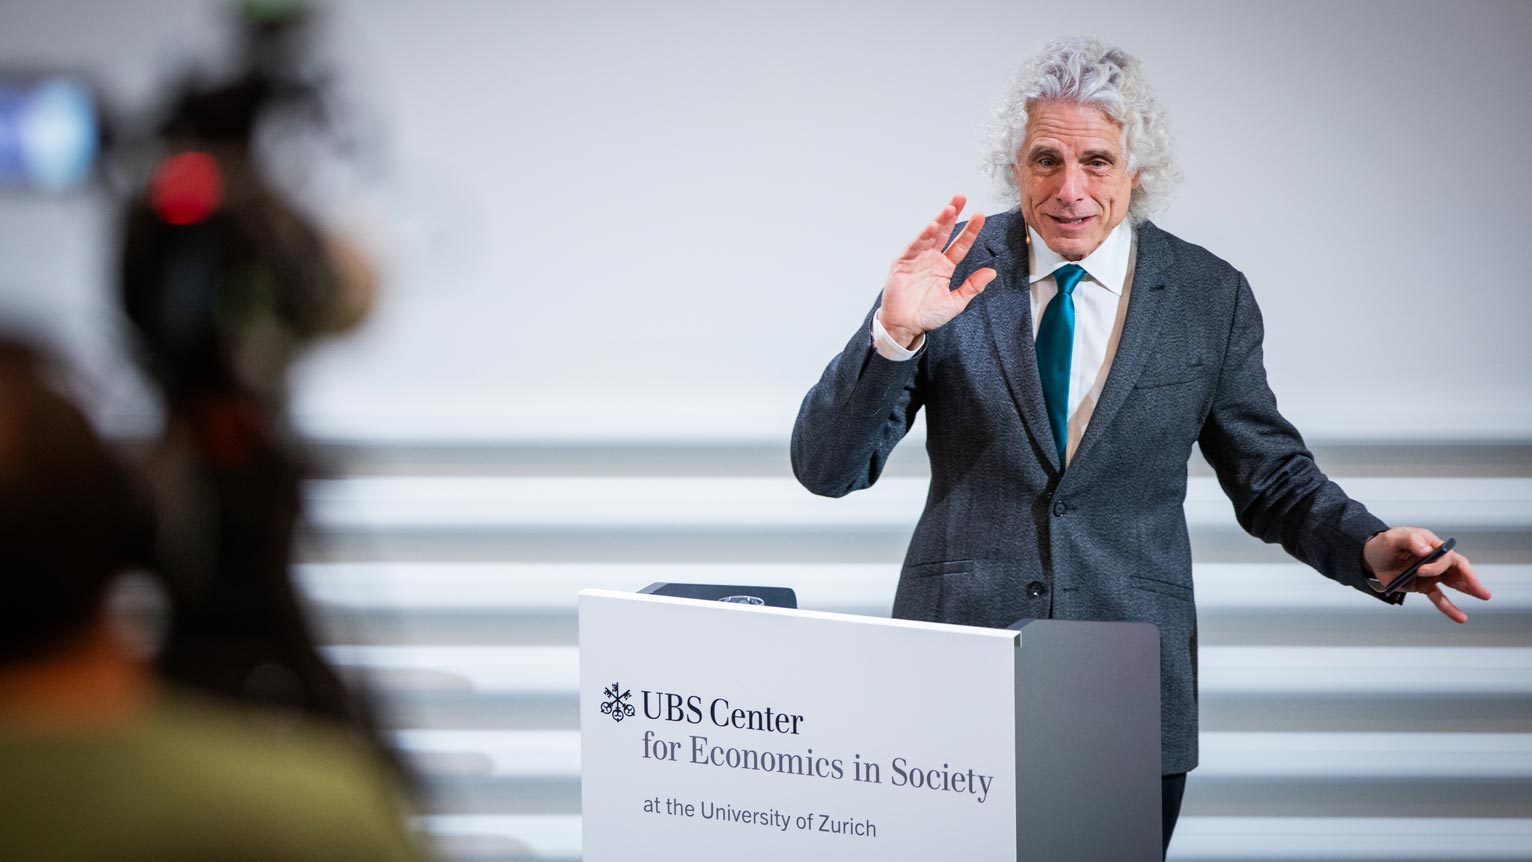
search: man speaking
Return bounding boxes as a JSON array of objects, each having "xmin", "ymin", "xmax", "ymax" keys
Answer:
[{"xmin": 790, "ymin": 37, "xmax": 1490, "ymax": 855}]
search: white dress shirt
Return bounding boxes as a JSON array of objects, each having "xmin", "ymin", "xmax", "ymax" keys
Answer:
[{"xmin": 872, "ymin": 218, "xmax": 1136, "ymax": 465}]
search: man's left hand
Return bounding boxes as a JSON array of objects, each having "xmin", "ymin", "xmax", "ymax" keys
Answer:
[{"xmin": 1363, "ymin": 527, "xmax": 1491, "ymax": 623}]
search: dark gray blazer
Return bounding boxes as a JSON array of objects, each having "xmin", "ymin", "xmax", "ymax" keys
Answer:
[{"xmin": 791, "ymin": 211, "xmax": 1396, "ymax": 775}]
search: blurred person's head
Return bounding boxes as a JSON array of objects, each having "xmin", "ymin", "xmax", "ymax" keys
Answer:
[
  {"xmin": 0, "ymin": 356, "xmax": 424, "ymax": 862},
  {"xmin": 0, "ymin": 339, "xmax": 150, "ymax": 667}
]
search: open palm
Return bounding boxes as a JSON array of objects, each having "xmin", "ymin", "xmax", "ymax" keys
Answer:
[{"xmin": 879, "ymin": 195, "xmax": 999, "ymax": 348}]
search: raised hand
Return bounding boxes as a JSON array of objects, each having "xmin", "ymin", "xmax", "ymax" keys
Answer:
[
  {"xmin": 1363, "ymin": 527, "xmax": 1491, "ymax": 623},
  {"xmin": 879, "ymin": 195, "xmax": 999, "ymax": 349}
]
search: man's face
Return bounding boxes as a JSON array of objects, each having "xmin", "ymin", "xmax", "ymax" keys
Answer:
[{"xmin": 1011, "ymin": 101, "xmax": 1140, "ymax": 261}]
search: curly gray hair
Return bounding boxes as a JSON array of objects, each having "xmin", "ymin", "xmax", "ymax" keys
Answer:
[{"xmin": 984, "ymin": 37, "xmax": 1179, "ymax": 224}]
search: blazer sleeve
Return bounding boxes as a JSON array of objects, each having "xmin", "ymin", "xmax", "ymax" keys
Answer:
[
  {"xmin": 1197, "ymin": 273, "xmax": 1401, "ymax": 604},
  {"xmin": 790, "ymin": 297, "xmax": 925, "ymax": 498}
]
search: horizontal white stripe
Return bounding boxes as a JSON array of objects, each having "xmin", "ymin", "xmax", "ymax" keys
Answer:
[
  {"xmin": 294, "ymin": 562, "xmax": 1532, "ymax": 612},
  {"xmin": 413, "ymin": 814, "xmax": 1532, "ymax": 861},
  {"xmin": 100, "ymin": 407, "xmax": 1532, "ymax": 444},
  {"xmin": 325, "ymin": 645, "xmax": 1532, "ymax": 697},
  {"xmin": 303, "ymin": 476, "xmax": 1532, "ymax": 530},
  {"xmin": 1170, "ymin": 817, "xmax": 1532, "ymax": 860},
  {"xmin": 1199, "ymin": 646, "xmax": 1532, "ymax": 695},
  {"xmin": 390, "ymin": 729, "xmax": 1532, "ymax": 781}
]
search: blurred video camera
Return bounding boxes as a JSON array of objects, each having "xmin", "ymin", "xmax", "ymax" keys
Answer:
[
  {"xmin": 0, "ymin": 2, "xmax": 394, "ymax": 757},
  {"xmin": 3, "ymin": 0, "xmax": 371, "ymax": 409}
]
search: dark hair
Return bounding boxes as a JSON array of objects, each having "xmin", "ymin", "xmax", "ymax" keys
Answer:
[{"xmin": 0, "ymin": 341, "xmax": 152, "ymax": 663}]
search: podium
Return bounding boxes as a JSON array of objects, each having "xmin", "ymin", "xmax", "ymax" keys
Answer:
[{"xmin": 579, "ymin": 589, "xmax": 1160, "ymax": 861}]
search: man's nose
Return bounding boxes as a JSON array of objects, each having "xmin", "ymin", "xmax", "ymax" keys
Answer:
[{"xmin": 1056, "ymin": 163, "xmax": 1086, "ymax": 203}]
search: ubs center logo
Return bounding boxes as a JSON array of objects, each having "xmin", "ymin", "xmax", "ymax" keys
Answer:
[{"xmin": 601, "ymin": 682, "xmax": 635, "ymax": 723}]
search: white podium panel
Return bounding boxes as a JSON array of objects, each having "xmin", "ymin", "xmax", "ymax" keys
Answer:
[{"xmin": 578, "ymin": 589, "xmax": 1158, "ymax": 861}]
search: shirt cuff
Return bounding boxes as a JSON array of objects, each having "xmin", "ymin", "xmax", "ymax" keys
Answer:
[{"xmin": 871, "ymin": 310, "xmax": 925, "ymax": 361}]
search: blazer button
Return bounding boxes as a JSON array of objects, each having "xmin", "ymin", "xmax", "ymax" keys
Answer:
[
  {"xmin": 1052, "ymin": 499, "xmax": 1068, "ymax": 516},
  {"xmin": 1027, "ymin": 581, "xmax": 1046, "ymax": 598}
]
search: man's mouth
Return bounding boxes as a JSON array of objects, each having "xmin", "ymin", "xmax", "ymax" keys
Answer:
[{"xmin": 1049, "ymin": 214, "xmax": 1095, "ymax": 227}]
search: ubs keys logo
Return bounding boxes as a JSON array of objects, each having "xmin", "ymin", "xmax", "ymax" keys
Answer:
[{"xmin": 601, "ymin": 682, "xmax": 635, "ymax": 723}]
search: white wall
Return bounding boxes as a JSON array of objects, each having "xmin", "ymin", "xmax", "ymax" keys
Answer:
[{"xmin": 1, "ymin": 0, "xmax": 1529, "ymax": 439}]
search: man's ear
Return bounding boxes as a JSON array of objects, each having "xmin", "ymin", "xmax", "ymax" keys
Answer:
[{"xmin": 1131, "ymin": 170, "xmax": 1142, "ymax": 190}]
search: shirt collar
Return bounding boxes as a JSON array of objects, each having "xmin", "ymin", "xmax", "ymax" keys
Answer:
[{"xmin": 1026, "ymin": 219, "xmax": 1134, "ymax": 296}]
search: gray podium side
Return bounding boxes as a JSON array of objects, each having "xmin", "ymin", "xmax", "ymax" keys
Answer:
[{"xmin": 1010, "ymin": 619, "xmax": 1161, "ymax": 861}]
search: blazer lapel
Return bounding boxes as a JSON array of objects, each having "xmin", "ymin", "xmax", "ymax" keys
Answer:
[
  {"xmin": 980, "ymin": 216, "xmax": 1062, "ymax": 473},
  {"xmin": 1067, "ymin": 222, "xmax": 1176, "ymax": 470}
]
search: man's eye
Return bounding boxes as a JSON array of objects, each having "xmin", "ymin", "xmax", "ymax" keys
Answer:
[{"xmin": 1089, "ymin": 159, "xmax": 1109, "ymax": 168}]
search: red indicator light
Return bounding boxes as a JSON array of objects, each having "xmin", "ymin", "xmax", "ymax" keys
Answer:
[{"xmin": 150, "ymin": 151, "xmax": 224, "ymax": 225}]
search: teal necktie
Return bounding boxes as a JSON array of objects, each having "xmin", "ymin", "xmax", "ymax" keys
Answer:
[{"xmin": 1035, "ymin": 263, "xmax": 1085, "ymax": 467}]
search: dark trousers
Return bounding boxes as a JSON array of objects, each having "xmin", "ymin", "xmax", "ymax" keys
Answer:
[{"xmin": 1162, "ymin": 772, "xmax": 1187, "ymax": 858}]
